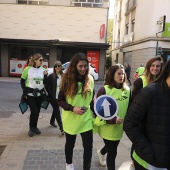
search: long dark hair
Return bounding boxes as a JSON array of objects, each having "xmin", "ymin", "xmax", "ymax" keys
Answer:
[
  {"xmin": 60, "ymin": 53, "xmax": 90, "ymax": 98},
  {"xmin": 104, "ymin": 64, "xmax": 127, "ymax": 89}
]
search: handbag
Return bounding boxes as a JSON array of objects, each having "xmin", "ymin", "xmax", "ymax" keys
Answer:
[
  {"xmin": 41, "ymin": 100, "xmax": 49, "ymax": 109},
  {"xmin": 19, "ymin": 102, "xmax": 28, "ymax": 114}
]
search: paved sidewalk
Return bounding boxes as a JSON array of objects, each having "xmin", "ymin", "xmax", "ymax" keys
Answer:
[{"xmin": 0, "ymin": 77, "xmax": 132, "ymax": 170}]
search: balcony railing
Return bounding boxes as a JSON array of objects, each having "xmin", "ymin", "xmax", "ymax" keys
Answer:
[{"xmin": 72, "ymin": 0, "xmax": 103, "ymax": 7}]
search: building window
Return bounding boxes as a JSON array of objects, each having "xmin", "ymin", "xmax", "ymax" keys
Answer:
[
  {"xmin": 125, "ymin": 24, "xmax": 129, "ymax": 35},
  {"xmin": 131, "ymin": 20, "xmax": 135, "ymax": 32},
  {"xmin": 117, "ymin": 29, "xmax": 120, "ymax": 40},
  {"xmin": 18, "ymin": 0, "xmax": 48, "ymax": 5},
  {"xmin": 72, "ymin": 0, "xmax": 103, "ymax": 7}
]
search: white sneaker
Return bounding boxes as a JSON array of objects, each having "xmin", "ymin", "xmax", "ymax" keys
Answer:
[
  {"xmin": 129, "ymin": 163, "xmax": 135, "ymax": 170},
  {"xmin": 97, "ymin": 150, "xmax": 106, "ymax": 167},
  {"xmin": 66, "ymin": 163, "xmax": 74, "ymax": 170}
]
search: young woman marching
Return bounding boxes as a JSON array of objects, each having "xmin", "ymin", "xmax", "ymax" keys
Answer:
[
  {"xmin": 57, "ymin": 53, "xmax": 95, "ymax": 170},
  {"xmin": 95, "ymin": 64, "xmax": 131, "ymax": 170},
  {"xmin": 21, "ymin": 53, "xmax": 48, "ymax": 137},
  {"xmin": 45, "ymin": 60, "xmax": 64, "ymax": 136}
]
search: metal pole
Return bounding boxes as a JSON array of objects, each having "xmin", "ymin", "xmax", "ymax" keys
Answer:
[{"xmin": 156, "ymin": 41, "xmax": 158, "ymax": 56}]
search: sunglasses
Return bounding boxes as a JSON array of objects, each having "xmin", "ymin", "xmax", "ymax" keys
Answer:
[
  {"xmin": 55, "ymin": 65, "xmax": 61, "ymax": 68},
  {"xmin": 39, "ymin": 59, "xmax": 43, "ymax": 62}
]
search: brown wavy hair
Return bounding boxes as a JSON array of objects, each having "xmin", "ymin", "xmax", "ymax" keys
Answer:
[
  {"xmin": 29, "ymin": 53, "xmax": 43, "ymax": 67},
  {"xmin": 60, "ymin": 53, "xmax": 90, "ymax": 98},
  {"xmin": 143, "ymin": 56, "xmax": 163, "ymax": 84},
  {"xmin": 104, "ymin": 64, "xmax": 127, "ymax": 89}
]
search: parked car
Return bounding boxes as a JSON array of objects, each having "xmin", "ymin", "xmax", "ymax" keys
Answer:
[{"xmin": 47, "ymin": 62, "xmax": 99, "ymax": 80}]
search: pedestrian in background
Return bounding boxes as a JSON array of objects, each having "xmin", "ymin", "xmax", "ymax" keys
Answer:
[
  {"xmin": 45, "ymin": 60, "xmax": 64, "ymax": 136},
  {"xmin": 129, "ymin": 56, "xmax": 163, "ymax": 170},
  {"xmin": 21, "ymin": 53, "xmax": 48, "ymax": 137},
  {"xmin": 125, "ymin": 63, "xmax": 132, "ymax": 86},
  {"xmin": 94, "ymin": 64, "xmax": 131, "ymax": 170},
  {"xmin": 135, "ymin": 63, "xmax": 145, "ymax": 77},
  {"xmin": 123, "ymin": 59, "xmax": 170, "ymax": 170},
  {"xmin": 57, "ymin": 53, "xmax": 95, "ymax": 170},
  {"xmin": 23, "ymin": 55, "xmax": 32, "ymax": 70}
]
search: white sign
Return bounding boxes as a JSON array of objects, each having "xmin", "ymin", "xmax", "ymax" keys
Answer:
[{"xmin": 9, "ymin": 59, "xmax": 48, "ymax": 76}]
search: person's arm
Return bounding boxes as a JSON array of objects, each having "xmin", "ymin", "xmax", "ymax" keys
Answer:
[
  {"xmin": 20, "ymin": 78, "xmax": 27, "ymax": 97},
  {"xmin": 20, "ymin": 68, "xmax": 29, "ymax": 97},
  {"xmin": 57, "ymin": 90, "xmax": 74, "ymax": 111},
  {"xmin": 44, "ymin": 74, "xmax": 53, "ymax": 98},
  {"xmin": 132, "ymin": 78, "xmax": 143, "ymax": 101},
  {"xmin": 123, "ymin": 87, "xmax": 154, "ymax": 163},
  {"xmin": 90, "ymin": 89, "xmax": 95, "ymax": 115}
]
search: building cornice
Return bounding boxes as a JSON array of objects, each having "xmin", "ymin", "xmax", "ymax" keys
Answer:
[{"xmin": 120, "ymin": 37, "xmax": 170, "ymax": 48}]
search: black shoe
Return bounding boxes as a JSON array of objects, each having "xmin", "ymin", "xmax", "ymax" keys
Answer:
[
  {"xmin": 50, "ymin": 122, "xmax": 57, "ymax": 128},
  {"xmin": 59, "ymin": 130, "xmax": 65, "ymax": 137},
  {"xmin": 34, "ymin": 127, "xmax": 41, "ymax": 135},
  {"xmin": 28, "ymin": 128, "xmax": 35, "ymax": 137}
]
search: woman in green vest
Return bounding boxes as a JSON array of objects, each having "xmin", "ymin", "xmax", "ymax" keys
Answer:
[
  {"xmin": 129, "ymin": 56, "xmax": 163, "ymax": 170},
  {"xmin": 132, "ymin": 56, "xmax": 163, "ymax": 100},
  {"xmin": 95, "ymin": 64, "xmax": 131, "ymax": 170},
  {"xmin": 57, "ymin": 53, "xmax": 95, "ymax": 170}
]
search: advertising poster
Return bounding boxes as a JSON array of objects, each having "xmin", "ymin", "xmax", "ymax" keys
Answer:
[
  {"xmin": 9, "ymin": 59, "xmax": 48, "ymax": 76},
  {"xmin": 87, "ymin": 51, "xmax": 99, "ymax": 72}
]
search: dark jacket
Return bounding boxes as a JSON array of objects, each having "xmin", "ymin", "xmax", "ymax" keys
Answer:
[
  {"xmin": 45, "ymin": 73, "xmax": 61, "ymax": 102},
  {"xmin": 123, "ymin": 82, "xmax": 170, "ymax": 168},
  {"xmin": 125, "ymin": 66, "xmax": 131, "ymax": 78}
]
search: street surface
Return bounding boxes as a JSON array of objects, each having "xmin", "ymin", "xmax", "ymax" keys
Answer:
[{"xmin": 0, "ymin": 77, "xmax": 132, "ymax": 170}]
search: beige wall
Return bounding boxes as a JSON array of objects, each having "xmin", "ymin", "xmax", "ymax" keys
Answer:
[
  {"xmin": 0, "ymin": 4, "xmax": 108, "ymax": 43},
  {"xmin": 0, "ymin": 0, "xmax": 17, "ymax": 3},
  {"xmin": 49, "ymin": 0, "xmax": 70, "ymax": 6}
]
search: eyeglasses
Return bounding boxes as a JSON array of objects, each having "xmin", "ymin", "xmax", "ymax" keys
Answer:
[
  {"xmin": 39, "ymin": 59, "xmax": 43, "ymax": 62},
  {"xmin": 55, "ymin": 65, "xmax": 61, "ymax": 68}
]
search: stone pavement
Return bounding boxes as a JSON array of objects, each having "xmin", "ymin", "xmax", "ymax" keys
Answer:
[{"xmin": 0, "ymin": 77, "xmax": 132, "ymax": 170}]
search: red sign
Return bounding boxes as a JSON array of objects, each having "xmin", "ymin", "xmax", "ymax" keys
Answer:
[
  {"xmin": 100, "ymin": 24, "xmax": 105, "ymax": 38},
  {"xmin": 87, "ymin": 51, "xmax": 99, "ymax": 72}
]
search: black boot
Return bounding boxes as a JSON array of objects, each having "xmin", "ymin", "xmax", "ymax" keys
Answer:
[
  {"xmin": 28, "ymin": 128, "xmax": 35, "ymax": 137},
  {"xmin": 34, "ymin": 127, "xmax": 41, "ymax": 135}
]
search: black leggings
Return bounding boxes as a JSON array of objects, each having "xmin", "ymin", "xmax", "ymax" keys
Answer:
[
  {"xmin": 27, "ymin": 95, "xmax": 42, "ymax": 128},
  {"xmin": 65, "ymin": 130, "xmax": 93, "ymax": 170},
  {"xmin": 50, "ymin": 100, "xmax": 63, "ymax": 131},
  {"xmin": 101, "ymin": 139, "xmax": 120, "ymax": 170}
]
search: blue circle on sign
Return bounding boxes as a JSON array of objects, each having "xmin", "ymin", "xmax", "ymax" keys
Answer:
[{"xmin": 94, "ymin": 95, "xmax": 118, "ymax": 120}]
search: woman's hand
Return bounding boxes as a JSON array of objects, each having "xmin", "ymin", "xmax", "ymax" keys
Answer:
[
  {"xmin": 116, "ymin": 118, "xmax": 124, "ymax": 124},
  {"xmin": 73, "ymin": 107, "xmax": 86, "ymax": 115},
  {"xmin": 44, "ymin": 70, "xmax": 48, "ymax": 75}
]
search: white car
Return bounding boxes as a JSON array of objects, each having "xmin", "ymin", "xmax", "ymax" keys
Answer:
[{"xmin": 47, "ymin": 62, "xmax": 99, "ymax": 80}]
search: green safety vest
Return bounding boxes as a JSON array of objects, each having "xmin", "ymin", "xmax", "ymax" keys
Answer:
[
  {"xmin": 62, "ymin": 75, "xmax": 94, "ymax": 135},
  {"xmin": 140, "ymin": 75, "xmax": 148, "ymax": 88},
  {"xmin": 96, "ymin": 85, "xmax": 130, "ymax": 141},
  {"xmin": 136, "ymin": 67, "xmax": 145, "ymax": 76}
]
